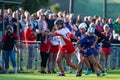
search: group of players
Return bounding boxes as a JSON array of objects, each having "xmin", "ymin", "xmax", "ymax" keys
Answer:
[{"xmin": 37, "ymin": 19, "xmax": 109, "ymax": 77}]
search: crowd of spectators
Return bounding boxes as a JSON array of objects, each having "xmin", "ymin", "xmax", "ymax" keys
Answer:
[{"xmin": 0, "ymin": 7, "xmax": 120, "ymax": 74}]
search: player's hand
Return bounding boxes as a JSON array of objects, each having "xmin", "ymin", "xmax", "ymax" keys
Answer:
[
  {"xmin": 36, "ymin": 29, "xmax": 43, "ymax": 34},
  {"xmin": 83, "ymin": 49, "xmax": 87, "ymax": 53},
  {"xmin": 91, "ymin": 45, "xmax": 95, "ymax": 49},
  {"xmin": 36, "ymin": 29, "xmax": 40, "ymax": 33}
]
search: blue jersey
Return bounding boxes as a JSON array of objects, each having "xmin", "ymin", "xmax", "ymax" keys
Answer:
[
  {"xmin": 79, "ymin": 35, "xmax": 96, "ymax": 49},
  {"xmin": 79, "ymin": 35, "xmax": 98, "ymax": 57}
]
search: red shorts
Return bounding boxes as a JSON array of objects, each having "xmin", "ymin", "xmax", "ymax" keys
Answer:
[
  {"xmin": 60, "ymin": 43, "xmax": 75, "ymax": 54},
  {"xmin": 49, "ymin": 45, "xmax": 59, "ymax": 54},
  {"xmin": 100, "ymin": 47, "xmax": 111, "ymax": 55}
]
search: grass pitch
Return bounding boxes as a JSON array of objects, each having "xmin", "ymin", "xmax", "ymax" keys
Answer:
[{"xmin": 0, "ymin": 69, "xmax": 120, "ymax": 80}]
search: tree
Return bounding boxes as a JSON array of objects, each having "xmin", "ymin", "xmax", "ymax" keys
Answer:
[
  {"xmin": 50, "ymin": 3, "xmax": 61, "ymax": 13},
  {"xmin": 22, "ymin": 0, "xmax": 49, "ymax": 14}
]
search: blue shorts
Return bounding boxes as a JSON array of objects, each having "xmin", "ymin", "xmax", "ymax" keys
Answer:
[
  {"xmin": 89, "ymin": 48, "xmax": 98, "ymax": 57},
  {"xmin": 79, "ymin": 50, "xmax": 87, "ymax": 57},
  {"xmin": 79, "ymin": 47, "xmax": 99, "ymax": 58},
  {"xmin": 84, "ymin": 48, "xmax": 98, "ymax": 58},
  {"xmin": 79, "ymin": 49, "xmax": 92, "ymax": 58}
]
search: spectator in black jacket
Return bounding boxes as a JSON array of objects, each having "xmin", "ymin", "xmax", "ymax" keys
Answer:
[{"xmin": 2, "ymin": 25, "xmax": 18, "ymax": 74}]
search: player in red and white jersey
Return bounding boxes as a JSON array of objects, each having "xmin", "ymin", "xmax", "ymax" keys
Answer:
[
  {"xmin": 38, "ymin": 19, "xmax": 79, "ymax": 76},
  {"xmin": 54, "ymin": 26, "xmax": 76, "ymax": 54}
]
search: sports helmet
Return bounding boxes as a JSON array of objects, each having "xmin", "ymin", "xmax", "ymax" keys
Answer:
[
  {"xmin": 54, "ymin": 19, "xmax": 64, "ymax": 25},
  {"xmin": 78, "ymin": 23, "xmax": 87, "ymax": 29},
  {"xmin": 87, "ymin": 27, "xmax": 95, "ymax": 33}
]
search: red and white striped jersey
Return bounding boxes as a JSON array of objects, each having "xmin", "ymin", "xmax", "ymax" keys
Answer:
[{"xmin": 54, "ymin": 27, "xmax": 73, "ymax": 46}]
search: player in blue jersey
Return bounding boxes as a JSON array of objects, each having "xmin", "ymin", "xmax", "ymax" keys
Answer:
[
  {"xmin": 76, "ymin": 23, "xmax": 92, "ymax": 76},
  {"xmin": 77, "ymin": 27, "xmax": 106, "ymax": 77}
]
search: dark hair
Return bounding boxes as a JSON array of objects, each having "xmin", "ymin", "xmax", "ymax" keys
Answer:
[
  {"xmin": 12, "ymin": 18, "xmax": 17, "ymax": 23},
  {"xmin": 6, "ymin": 25, "xmax": 12, "ymax": 31},
  {"xmin": 54, "ymin": 19, "xmax": 64, "ymax": 26}
]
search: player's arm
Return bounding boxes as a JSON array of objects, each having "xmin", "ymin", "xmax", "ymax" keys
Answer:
[
  {"xmin": 91, "ymin": 35, "xmax": 98, "ymax": 49},
  {"xmin": 42, "ymin": 32, "xmax": 55, "ymax": 36},
  {"xmin": 37, "ymin": 30, "xmax": 64, "ymax": 37},
  {"xmin": 69, "ymin": 34, "xmax": 79, "ymax": 41},
  {"xmin": 76, "ymin": 40, "xmax": 85, "ymax": 50},
  {"xmin": 36, "ymin": 29, "xmax": 55, "ymax": 36}
]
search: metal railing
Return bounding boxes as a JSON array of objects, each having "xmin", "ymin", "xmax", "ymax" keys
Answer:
[
  {"xmin": 18, "ymin": 40, "xmax": 41, "ymax": 71},
  {"xmin": 1, "ymin": 41, "xmax": 120, "ymax": 72}
]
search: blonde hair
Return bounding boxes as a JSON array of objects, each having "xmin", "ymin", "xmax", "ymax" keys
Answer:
[
  {"xmin": 114, "ymin": 34, "xmax": 119, "ymax": 39},
  {"xmin": 103, "ymin": 24, "xmax": 110, "ymax": 31},
  {"xmin": 116, "ymin": 18, "xmax": 120, "ymax": 24}
]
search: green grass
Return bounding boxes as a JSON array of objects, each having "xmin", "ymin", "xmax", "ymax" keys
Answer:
[{"xmin": 0, "ymin": 70, "xmax": 120, "ymax": 80}]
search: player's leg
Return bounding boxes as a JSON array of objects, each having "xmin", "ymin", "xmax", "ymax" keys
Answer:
[
  {"xmin": 65, "ymin": 54, "xmax": 77, "ymax": 70},
  {"xmin": 76, "ymin": 53, "xmax": 83, "ymax": 76},
  {"xmin": 56, "ymin": 51, "xmax": 65, "ymax": 76},
  {"xmin": 88, "ymin": 55, "xmax": 100, "ymax": 76},
  {"xmin": 94, "ymin": 56, "xmax": 106, "ymax": 76}
]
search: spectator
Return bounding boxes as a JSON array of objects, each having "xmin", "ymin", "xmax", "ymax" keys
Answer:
[
  {"xmin": 4, "ymin": 11, "xmax": 10, "ymax": 29},
  {"xmin": 12, "ymin": 11, "xmax": 17, "ymax": 19},
  {"xmin": 40, "ymin": 34, "xmax": 50, "ymax": 73},
  {"xmin": 35, "ymin": 14, "xmax": 48, "ymax": 44},
  {"xmin": 68, "ymin": 18, "xmax": 78, "ymax": 36},
  {"xmin": 25, "ymin": 23, "xmax": 37, "ymax": 69},
  {"xmin": 76, "ymin": 15, "xmax": 82, "ymax": 27},
  {"xmin": 31, "ymin": 13, "xmax": 38, "ymax": 31},
  {"xmin": 113, "ymin": 18, "xmax": 120, "ymax": 35},
  {"xmin": 87, "ymin": 16, "xmax": 92, "ymax": 25},
  {"xmin": 19, "ymin": 14, "xmax": 26, "ymax": 42},
  {"xmin": 2, "ymin": 25, "xmax": 18, "ymax": 74},
  {"xmin": 52, "ymin": 13, "xmax": 57, "ymax": 20},
  {"xmin": 47, "ymin": 14, "xmax": 55, "ymax": 31},
  {"xmin": 108, "ymin": 18, "xmax": 114, "ymax": 33},
  {"xmin": 19, "ymin": 14, "xmax": 27, "ymax": 32},
  {"xmin": 111, "ymin": 34, "xmax": 120, "ymax": 44},
  {"xmin": 101, "ymin": 17, "xmax": 108, "ymax": 26},
  {"xmin": 100, "ymin": 24, "xmax": 112, "ymax": 71},
  {"xmin": 7, "ymin": 8, "xmax": 13, "ymax": 21},
  {"xmin": 19, "ymin": 7, "xmax": 24, "ymax": 15},
  {"xmin": 84, "ymin": 16, "xmax": 89, "ymax": 28},
  {"xmin": 25, "ymin": 12, "xmax": 34, "ymax": 29},
  {"xmin": 57, "ymin": 12, "xmax": 63, "ymax": 19},
  {"xmin": 93, "ymin": 15, "xmax": 98, "ymax": 20},
  {"xmin": 95, "ymin": 19, "xmax": 103, "ymax": 32},
  {"xmin": 89, "ymin": 22, "xmax": 106, "ymax": 43},
  {"xmin": 11, "ymin": 18, "xmax": 18, "ymax": 34}
]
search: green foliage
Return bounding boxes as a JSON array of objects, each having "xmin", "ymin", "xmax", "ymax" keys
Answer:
[
  {"xmin": 50, "ymin": 3, "xmax": 61, "ymax": 13},
  {"xmin": 22, "ymin": 0, "xmax": 49, "ymax": 14}
]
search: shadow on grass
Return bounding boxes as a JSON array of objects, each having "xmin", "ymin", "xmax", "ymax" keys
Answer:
[
  {"xmin": 0, "ymin": 70, "xmax": 36, "ymax": 74},
  {"xmin": 0, "ymin": 76, "xmax": 52, "ymax": 80}
]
